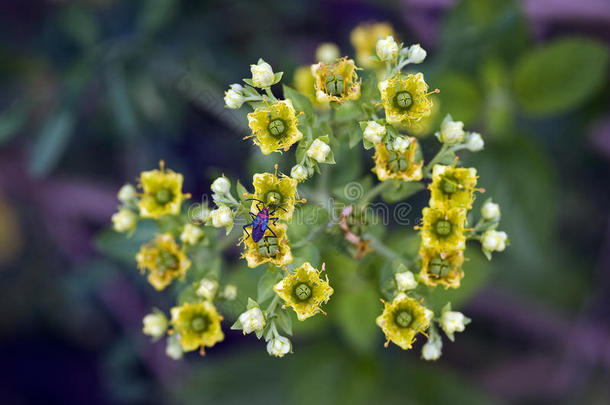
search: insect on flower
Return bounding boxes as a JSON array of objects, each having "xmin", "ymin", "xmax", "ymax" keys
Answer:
[{"xmin": 243, "ymin": 198, "xmax": 287, "ymax": 242}]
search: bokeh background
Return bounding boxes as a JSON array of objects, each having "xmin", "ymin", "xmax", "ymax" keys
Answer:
[{"xmin": 1, "ymin": 0, "xmax": 610, "ymax": 404}]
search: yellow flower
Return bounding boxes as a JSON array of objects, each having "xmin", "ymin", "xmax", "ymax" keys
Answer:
[
  {"xmin": 273, "ymin": 262, "xmax": 334, "ymax": 321},
  {"xmin": 242, "ymin": 223, "xmax": 293, "ymax": 268},
  {"xmin": 429, "ymin": 165, "xmax": 478, "ymax": 210},
  {"xmin": 420, "ymin": 207, "xmax": 467, "ymax": 251},
  {"xmin": 250, "ymin": 171, "xmax": 298, "ymax": 221},
  {"xmin": 376, "ymin": 293, "xmax": 432, "ymax": 350},
  {"xmin": 311, "ymin": 57, "xmax": 361, "ymax": 103},
  {"xmin": 418, "ymin": 246, "xmax": 465, "ymax": 289},
  {"xmin": 247, "ymin": 99, "xmax": 303, "ymax": 155},
  {"xmin": 138, "ymin": 162, "xmax": 187, "ymax": 219},
  {"xmin": 350, "ymin": 22, "xmax": 395, "ymax": 69},
  {"xmin": 378, "ymin": 73, "xmax": 434, "ymax": 128},
  {"xmin": 136, "ymin": 233, "xmax": 191, "ymax": 291},
  {"xmin": 170, "ymin": 301, "xmax": 224, "ymax": 354},
  {"xmin": 372, "ymin": 138, "xmax": 423, "ymax": 182},
  {"xmin": 293, "ymin": 65, "xmax": 329, "ymax": 110}
]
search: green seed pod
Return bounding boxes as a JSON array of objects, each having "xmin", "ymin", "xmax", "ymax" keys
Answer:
[
  {"xmin": 394, "ymin": 310, "xmax": 413, "ymax": 328},
  {"xmin": 394, "ymin": 91, "xmax": 413, "ymax": 110},
  {"xmin": 190, "ymin": 316, "xmax": 207, "ymax": 332},
  {"xmin": 325, "ymin": 74, "xmax": 344, "ymax": 96},
  {"xmin": 267, "ymin": 119, "xmax": 286, "ymax": 136},
  {"xmin": 429, "ymin": 255, "xmax": 451, "ymax": 277},
  {"xmin": 441, "ymin": 176, "xmax": 459, "ymax": 194},
  {"xmin": 435, "ymin": 219, "xmax": 452, "ymax": 236},
  {"xmin": 294, "ymin": 283, "xmax": 312, "ymax": 301},
  {"xmin": 155, "ymin": 188, "xmax": 173, "ymax": 205},
  {"xmin": 156, "ymin": 250, "xmax": 178, "ymax": 272}
]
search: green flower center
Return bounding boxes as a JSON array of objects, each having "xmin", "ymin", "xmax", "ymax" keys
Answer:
[
  {"xmin": 388, "ymin": 151, "xmax": 408, "ymax": 172},
  {"xmin": 190, "ymin": 316, "xmax": 207, "ymax": 333},
  {"xmin": 394, "ymin": 91, "xmax": 413, "ymax": 110},
  {"xmin": 325, "ymin": 74, "xmax": 344, "ymax": 96},
  {"xmin": 265, "ymin": 190, "xmax": 283, "ymax": 207},
  {"xmin": 155, "ymin": 250, "xmax": 178, "ymax": 273},
  {"xmin": 257, "ymin": 236, "xmax": 279, "ymax": 257},
  {"xmin": 268, "ymin": 119, "xmax": 286, "ymax": 137},
  {"xmin": 294, "ymin": 283, "xmax": 312, "ymax": 301},
  {"xmin": 441, "ymin": 176, "xmax": 459, "ymax": 194},
  {"xmin": 429, "ymin": 255, "xmax": 451, "ymax": 277},
  {"xmin": 155, "ymin": 188, "xmax": 173, "ymax": 205},
  {"xmin": 435, "ymin": 219, "xmax": 452, "ymax": 236},
  {"xmin": 394, "ymin": 310, "xmax": 413, "ymax": 328}
]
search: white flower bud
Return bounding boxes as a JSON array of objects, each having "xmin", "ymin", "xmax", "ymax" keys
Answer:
[
  {"xmin": 192, "ymin": 205, "xmax": 210, "ymax": 223},
  {"xmin": 395, "ymin": 271, "xmax": 417, "ymax": 291},
  {"xmin": 437, "ymin": 115, "xmax": 465, "ymax": 145},
  {"xmin": 392, "ymin": 136, "xmax": 410, "ymax": 153},
  {"xmin": 238, "ymin": 307, "xmax": 266, "ymax": 334},
  {"xmin": 291, "ymin": 164, "xmax": 309, "ymax": 182},
  {"xmin": 223, "ymin": 284, "xmax": 237, "ymax": 300},
  {"xmin": 117, "ymin": 184, "xmax": 137, "ymax": 203},
  {"xmin": 180, "ymin": 223, "xmax": 204, "ymax": 245},
  {"xmin": 482, "ymin": 230, "xmax": 507, "ymax": 252},
  {"xmin": 440, "ymin": 311, "xmax": 468, "ymax": 336},
  {"xmin": 421, "ymin": 334, "xmax": 442, "ymax": 361},
  {"xmin": 165, "ymin": 334, "xmax": 183, "ymax": 360},
  {"xmin": 465, "ymin": 132, "xmax": 484, "ymax": 151},
  {"xmin": 267, "ymin": 335, "xmax": 291, "ymax": 357},
  {"xmin": 407, "ymin": 44, "xmax": 427, "ymax": 64},
  {"xmin": 376, "ymin": 36, "xmax": 399, "ymax": 61},
  {"xmin": 111, "ymin": 209, "xmax": 137, "ymax": 233},
  {"xmin": 224, "ymin": 84, "xmax": 245, "ymax": 109},
  {"xmin": 481, "ymin": 201, "xmax": 500, "ymax": 222},
  {"xmin": 250, "ymin": 60, "xmax": 274, "ymax": 88},
  {"xmin": 142, "ymin": 310, "xmax": 168, "ymax": 339},
  {"xmin": 211, "ymin": 206, "xmax": 234, "ymax": 228},
  {"xmin": 211, "ymin": 176, "xmax": 231, "ymax": 195},
  {"xmin": 316, "ymin": 42, "xmax": 340, "ymax": 63},
  {"xmin": 196, "ymin": 278, "xmax": 219, "ymax": 301},
  {"xmin": 306, "ymin": 138, "xmax": 331, "ymax": 163},
  {"xmin": 363, "ymin": 121, "xmax": 386, "ymax": 144}
]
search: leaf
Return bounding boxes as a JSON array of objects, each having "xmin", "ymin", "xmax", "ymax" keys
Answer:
[
  {"xmin": 257, "ymin": 269, "xmax": 279, "ymax": 303},
  {"xmin": 514, "ymin": 37, "xmax": 609, "ymax": 115},
  {"xmin": 29, "ymin": 110, "xmax": 75, "ymax": 177},
  {"xmin": 283, "ymin": 85, "xmax": 314, "ymax": 120},
  {"xmin": 275, "ymin": 309, "xmax": 293, "ymax": 336},
  {"xmin": 334, "ymin": 284, "xmax": 380, "ymax": 353},
  {"xmin": 360, "ymin": 72, "xmax": 379, "ymax": 103},
  {"xmin": 434, "ymin": 73, "xmax": 481, "ymax": 124},
  {"xmin": 236, "ymin": 180, "xmax": 249, "ymax": 201},
  {"xmin": 381, "ymin": 181, "xmax": 424, "ymax": 203},
  {"xmin": 273, "ymin": 72, "xmax": 284, "ymax": 85}
]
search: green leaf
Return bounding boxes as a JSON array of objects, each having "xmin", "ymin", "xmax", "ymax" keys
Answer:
[
  {"xmin": 257, "ymin": 269, "xmax": 279, "ymax": 303},
  {"xmin": 514, "ymin": 37, "xmax": 609, "ymax": 115},
  {"xmin": 283, "ymin": 85, "xmax": 314, "ymax": 120},
  {"xmin": 236, "ymin": 180, "xmax": 249, "ymax": 201},
  {"xmin": 434, "ymin": 73, "xmax": 481, "ymax": 124},
  {"xmin": 360, "ymin": 72, "xmax": 379, "ymax": 103},
  {"xmin": 29, "ymin": 110, "xmax": 75, "ymax": 177},
  {"xmin": 275, "ymin": 309, "xmax": 293, "ymax": 336},
  {"xmin": 381, "ymin": 181, "xmax": 425, "ymax": 203},
  {"xmin": 334, "ymin": 284, "xmax": 380, "ymax": 353},
  {"xmin": 273, "ymin": 72, "xmax": 284, "ymax": 85}
]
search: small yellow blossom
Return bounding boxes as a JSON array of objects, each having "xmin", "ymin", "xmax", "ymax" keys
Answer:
[
  {"xmin": 429, "ymin": 165, "xmax": 478, "ymax": 210},
  {"xmin": 378, "ymin": 73, "xmax": 434, "ymax": 128},
  {"xmin": 273, "ymin": 262, "xmax": 334, "ymax": 321},
  {"xmin": 242, "ymin": 223, "xmax": 293, "ymax": 268},
  {"xmin": 293, "ymin": 65, "xmax": 329, "ymax": 110},
  {"xmin": 350, "ymin": 22, "xmax": 395, "ymax": 69},
  {"xmin": 138, "ymin": 162, "xmax": 187, "ymax": 219},
  {"xmin": 170, "ymin": 301, "xmax": 224, "ymax": 354},
  {"xmin": 420, "ymin": 207, "xmax": 467, "ymax": 251},
  {"xmin": 136, "ymin": 233, "xmax": 191, "ymax": 291},
  {"xmin": 372, "ymin": 138, "xmax": 423, "ymax": 182},
  {"xmin": 311, "ymin": 57, "xmax": 361, "ymax": 103},
  {"xmin": 250, "ymin": 171, "xmax": 298, "ymax": 221},
  {"xmin": 418, "ymin": 246, "xmax": 465, "ymax": 289},
  {"xmin": 376, "ymin": 293, "xmax": 432, "ymax": 350},
  {"xmin": 247, "ymin": 100, "xmax": 303, "ymax": 155}
]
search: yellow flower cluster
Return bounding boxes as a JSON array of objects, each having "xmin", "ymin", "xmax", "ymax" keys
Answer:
[
  {"xmin": 372, "ymin": 138, "xmax": 423, "ymax": 182},
  {"xmin": 376, "ymin": 293, "xmax": 432, "ymax": 350},
  {"xmin": 247, "ymin": 99, "xmax": 303, "ymax": 155},
  {"xmin": 138, "ymin": 162, "xmax": 189, "ymax": 219},
  {"xmin": 136, "ymin": 233, "xmax": 191, "ymax": 291},
  {"xmin": 311, "ymin": 57, "xmax": 361, "ymax": 103},
  {"xmin": 378, "ymin": 73, "xmax": 434, "ymax": 129},
  {"xmin": 170, "ymin": 301, "xmax": 224, "ymax": 354}
]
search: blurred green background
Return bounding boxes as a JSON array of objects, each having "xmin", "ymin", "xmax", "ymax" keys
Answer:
[{"xmin": 1, "ymin": 0, "xmax": 609, "ymax": 404}]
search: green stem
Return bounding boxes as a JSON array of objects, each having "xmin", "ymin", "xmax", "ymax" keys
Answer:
[
  {"xmin": 359, "ymin": 181, "xmax": 393, "ymax": 207},
  {"xmin": 423, "ymin": 144, "xmax": 452, "ymax": 178},
  {"xmin": 365, "ymin": 233, "xmax": 413, "ymax": 266},
  {"xmin": 264, "ymin": 87, "xmax": 277, "ymax": 102}
]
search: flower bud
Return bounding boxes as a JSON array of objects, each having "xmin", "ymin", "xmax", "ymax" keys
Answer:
[
  {"xmin": 421, "ymin": 334, "xmax": 442, "ymax": 361},
  {"xmin": 192, "ymin": 205, "xmax": 210, "ymax": 224},
  {"xmin": 238, "ymin": 307, "xmax": 266, "ymax": 334},
  {"xmin": 376, "ymin": 36, "xmax": 399, "ymax": 61},
  {"xmin": 211, "ymin": 206, "xmax": 234, "ymax": 228},
  {"xmin": 267, "ymin": 335, "xmax": 291, "ymax": 357},
  {"xmin": 363, "ymin": 121, "xmax": 386, "ymax": 144},
  {"xmin": 437, "ymin": 115, "xmax": 465, "ymax": 145},
  {"xmin": 481, "ymin": 201, "xmax": 500, "ymax": 222},
  {"xmin": 250, "ymin": 60, "xmax": 274, "ymax": 88},
  {"xmin": 165, "ymin": 334, "xmax": 183, "ymax": 360},
  {"xmin": 224, "ymin": 84, "xmax": 245, "ymax": 109},
  {"xmin": 395, "ymin": 271, "xmax": 417, "ymax": 291},
  {"xmin": 180, "ymin": 223, "xmax": 204, "ymax": 245},
  {"xmin": 211, "ymin": 176, "xmax": 231, "ymax": 195},
  {"xmin": 223, "ymin": 284, "xmax": 237, "ymax": 300},
  {"xmin": 316, "ymin": 42, "xmax": 340, "ymax": 63},
  {"xmin": 306, "ymin": 138, "xmax": 331, "ymax": 163},
  {"xmin": 117, "ymin": 184, "xmax": 137, "ymax": 203},
  {"xmin": 291, "ymin": 164, "xmax": 309, "ymax": 182},
  {"xmin": 142, "ymin": 310, "xmax": 168, "ymax": 339},
  {"xmin": 482, "ymin": 230, "xmax": 507, "ymax": 252},
  {"xmin": 440, "ymin": 311, "xmax": 469, "ymax": 336},
  {"xmin": 407, "ymin": 44, "xmax": 427, "ymax": 64},
  {"xmin": 196, "ymin": 278, "xmax": 219, "ymax": 301},
  {"xmin": 111, "ymin": 209, "xmax": 137, "ymax": 233},
  {"xmin": 465, "ymin": 132, "xmax": 484, "ymax": 151},
  {"xmin": 392, "ymin": 136, "xmax": 410, "ymax": 153}
]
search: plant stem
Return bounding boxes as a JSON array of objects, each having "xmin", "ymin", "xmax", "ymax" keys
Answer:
[
  {"xmin": 423, "ymin": 144, "xmax": 450, "ymax": 178},
  {"xmin": 359, "ymin": 181, "xmax": 393, "ymax": 207},
  {"xmin": 365, "ymin": 233, "xmax": 413, "ymax": 266}
]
